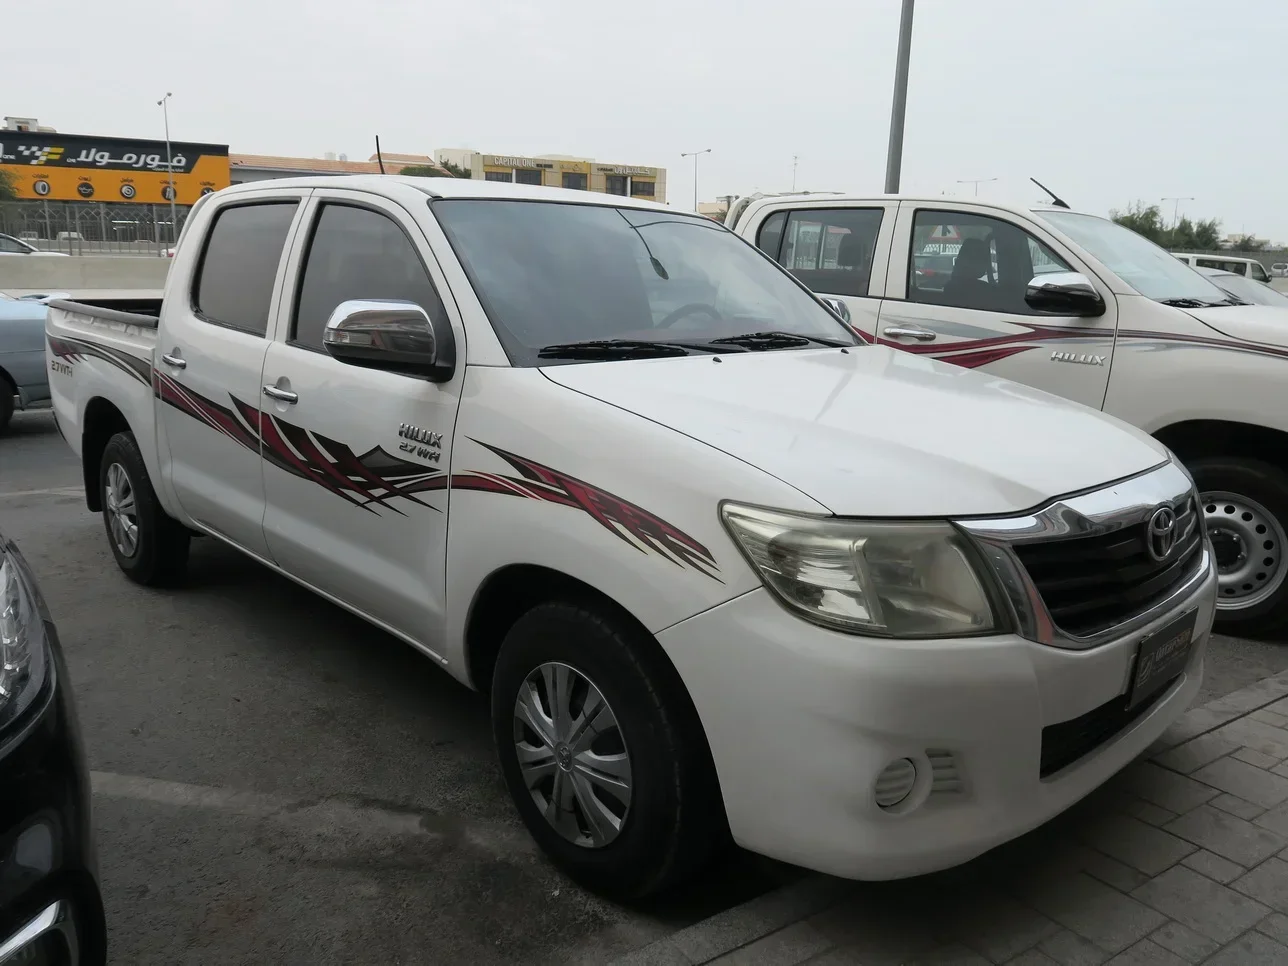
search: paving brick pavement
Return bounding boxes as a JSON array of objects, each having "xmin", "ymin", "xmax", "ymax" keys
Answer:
[{"xmin": 613, "ymin": 672, "xmax": 1288, "ymax": 966}]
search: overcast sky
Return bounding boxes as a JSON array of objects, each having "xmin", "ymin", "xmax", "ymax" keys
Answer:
[{"xmin": 11, "ymin": 0, "xmax": 1286, "ymax": 241}]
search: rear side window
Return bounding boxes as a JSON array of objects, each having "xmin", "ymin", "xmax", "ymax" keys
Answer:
[
  {"xmin": 194, "ymin": 202, "xmax": 297, "ymax": 336},
  {"xmin": 773, "ymin": 208, "xmax": 883, "ymax": 297},
  {"xmin": 292, "ymin": 203, "xmax": 447, "ymax": 352},
  {"xmin": 756, "ymin": 211, "xmax": 787, "ymax": 260}
]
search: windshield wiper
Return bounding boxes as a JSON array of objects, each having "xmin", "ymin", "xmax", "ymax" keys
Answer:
[
  {"xmin": 708, "ymin": 330, "xmax": 851, "ymax": 350},
  {"xmin": 537, "ymin": 339, "xmax": 727, "ymax": 360},
  {"xmin": 1157, "ymin": 297, "xmax": 1210, "ymax": 308}
]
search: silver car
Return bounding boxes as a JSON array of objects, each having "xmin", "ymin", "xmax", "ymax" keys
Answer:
[{"xmin": 0, "ymin": 293, "xmax": 53, "ymax": 430}]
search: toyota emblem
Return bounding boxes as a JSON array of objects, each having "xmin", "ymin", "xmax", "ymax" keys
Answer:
[{"xmin": 1147, "ymin": 506, "xmax": 1178, "ymax": 561}]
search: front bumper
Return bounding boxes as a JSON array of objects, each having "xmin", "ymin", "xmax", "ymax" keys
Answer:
[
  {"xmin": 658, "ymin": 559, "xmax": 1216, "ymax": 881},
  {"xmin": 0, "ymin": 544, "xmax": 105, "ymax": 965}
]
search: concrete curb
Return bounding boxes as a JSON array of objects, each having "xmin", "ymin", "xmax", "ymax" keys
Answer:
[{"xmin": 610, "ymin": 668, "xmax": 1288, "ymax": 965}]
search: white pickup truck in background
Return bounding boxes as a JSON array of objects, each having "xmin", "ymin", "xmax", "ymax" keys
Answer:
[
  {"xmin": 46, "ymin": 176, "xmax": 1215, "ymax": 895},
  {"xmin": 730, "ymin": 194, "xmax": 1288, "ymax": 635}
]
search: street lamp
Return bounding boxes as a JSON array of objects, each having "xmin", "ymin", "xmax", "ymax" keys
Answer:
[
  {"xmin": 883, "ymin": 0, "xmax": 916, "ymax": 193},
  {"xmin": 681, "ymin": 149, "xmax": 711, "ymax": 212},
  {"xmin": 157, "ymin": 92, "xmax": 178, "ymax": 247},
  {"xmin": 1161, "ymin": 196, "xmax": 1194, "ymax": 230},
  {"xmin": 957, "ymin": 177, "xmax": 997, "ymax": 197}
]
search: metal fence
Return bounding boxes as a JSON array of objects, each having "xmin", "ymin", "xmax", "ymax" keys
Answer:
[{"xmin": 0, "ymin": 199, "xmax": 192, "ymax": 256}]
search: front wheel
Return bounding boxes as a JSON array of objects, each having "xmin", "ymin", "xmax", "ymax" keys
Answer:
[
  {"xmin": 1189, "ymin": 456, "xmax": 1288, "ymax": 637},
  {"xmin": 99, "ymin": 431, "xmax": 190, "ymax": 586},
  {"xmin": 491, "ymin": 601, "xmax": 723, "ymax": 898}
]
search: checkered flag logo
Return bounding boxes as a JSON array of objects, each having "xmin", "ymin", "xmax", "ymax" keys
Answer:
[{"xmin": 16, "ymin": 144, "xmax": 64, "ymax": 165}]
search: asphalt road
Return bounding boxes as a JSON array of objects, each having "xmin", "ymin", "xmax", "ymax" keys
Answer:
[
  {"xmin": 5, "ymin": 410, "xmax": 1288, "ymax": 965},
  {"xmin": 0, "ymin": 411, "xmax": 797, "ymax": 965}
]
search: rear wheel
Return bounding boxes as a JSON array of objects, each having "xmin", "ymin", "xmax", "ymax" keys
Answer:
[
  {"xmin": 1189, "ymin": 456, "xmax": 1288, "ymax": 636},
  {"xmin": 99, "ymin": 432, "xmax": 190, "ymax": 585},
  {"xmin": 491, "ymin": 601, "xmax": 723, "ymax": 898}
]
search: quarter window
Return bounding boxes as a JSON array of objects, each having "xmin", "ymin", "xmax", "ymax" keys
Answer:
[
  {"xmin": 772, "ymin": 208, "xmax": 883, "ymax": 298},
  {"xmin": 909, "ymin": 210, "xmax": 1072, "ymax": 314},
  {"xmin": 291, "ymin": 204, "xmax": 448, "ymax": 352},
  {"xmin": 194, "ymin": 202, "xmax": 298, "ymax": 336}
]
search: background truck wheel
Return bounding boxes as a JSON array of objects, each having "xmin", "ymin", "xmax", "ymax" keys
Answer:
[
  {"xmin": 491, "ymin": 601, "xmax": 723, "ymax": 899},
  {"xmin": 1189, "ymin": 456, "xmax": 1288, "ymax": 637},
  {"xmin": 99, "ymin": 431, "xmax": 190, "ymax": 586}
]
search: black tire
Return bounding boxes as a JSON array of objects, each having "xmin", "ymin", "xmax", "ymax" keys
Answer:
[
  {"xmin": 492, "ymin": 601, "xmax": 723, "ymax": 898},
  {"xmin": 99, "ymin": 431, "xmax": 190, "ymax": 585},
  {"xmin": 1189, "ymin": 455, "xmax": 1288, "ymax": 637},
  {"xmin": 0, "ymin": 375, "xmax": 14, "ymax": 433}
]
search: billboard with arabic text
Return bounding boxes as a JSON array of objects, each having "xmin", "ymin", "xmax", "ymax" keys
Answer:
[{"xmin": 0, "ymin": 130, "xmax": 230, "ymax": 204}]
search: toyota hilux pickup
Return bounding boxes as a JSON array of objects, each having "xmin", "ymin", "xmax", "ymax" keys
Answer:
[
  {"xmin": 46, "ymin": 176, "xmax": 1216, "ymax": 896},
  {"xmin": 729, "ymin": 194, "xmax": 1288, "ymax": 636}
]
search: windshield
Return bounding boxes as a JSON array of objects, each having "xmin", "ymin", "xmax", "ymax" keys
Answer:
[
  {"xmin": 432, "ymin": 199, "xmax": 858, "ymax": 365},
  {"xmin": 1206, "ymin": 272, "xmax": 1288, "ymax": 307},
  {"xmin": 1039, "ymin": 210, "xmax": 1231, "ymax": 303}
]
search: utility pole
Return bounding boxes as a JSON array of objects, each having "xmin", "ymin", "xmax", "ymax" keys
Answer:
[
  {"xmin": 158, "ymin": 92, "xmax": 178, "ymax": 247},
  {"xmin": 1161, "ymin": 196, "xmax": 1194, "ymax": 230},
  {"xmin": 680, "ymin": 148, "xmax": 711, "ymax": 212},
  {"xmin": 957, "ymin": 177, "xmax": 997, "ymax": 197},
  {"xmin": 883, "ymin": 0, "xmax": 915, "ymax": 193}
]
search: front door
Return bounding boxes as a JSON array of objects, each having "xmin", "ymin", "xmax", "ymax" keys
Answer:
[
  {"xmin": 877, "ymin": 204, "xmax": 1119, "ymax": 411},
  {"xmin": 156, "ymin": 196, "xmax": 305, "ymax": 559},
  {"xmin": 259, "ymin": 191, "xmax": 465, "ymax": 646}
]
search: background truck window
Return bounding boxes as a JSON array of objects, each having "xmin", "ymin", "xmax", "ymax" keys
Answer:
[
  {"xmin": 909, "ymin": 209, "xmax": 1071, "ymax": 314},
  {"xmin": 291, "ymin": 203, "xmax": 448, "ymax": 353},
  {"xmin": 193, "ymin": 202, "xmax": 298, "ymax": 337},
  {"xmin": 770, "ymin": 208, "xmax": 883, "ymax": 297}
]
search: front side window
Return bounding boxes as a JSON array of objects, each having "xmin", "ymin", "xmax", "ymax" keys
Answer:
[
  {"xmin": 909, "ymin": 210, "xmax": 1072, "ymax": 314},
  {"xmin": 1040, "ymin": 210, "xmax": 1231, "ymax": 305},
  {"xmin": 0, "ymin": 234, "xmax": 31, "ymax": 253},
  {"xmin": 194, "ymin": 202, "xmax": 298, "ymax": 336},
  {"xmin": 771, "ymin": 208, "xmax": 883, "ymax": 298},
  {"xmin": 433, "ymin": 200, "xmax": 859, "ymax": 366},
  {"xmin": 292, "ymin": 203, "xmax": 447, "ymax": 352},
  {"xmin": 1250, "ymin": 262, "xmax": 1270, "ymax": 282}
]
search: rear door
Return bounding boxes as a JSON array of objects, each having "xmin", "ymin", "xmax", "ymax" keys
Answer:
[
  {"xmin": 875, "ymin": 203, "xmax": 1119, "ymax": 410},
  {"xmin": 259, "ymin": 189, "xmax": 465, "ymax": 647},
  {"xmin": 156, "ymin": 193, "xmax": 306, "ymax": 558},
  {"xmin": 752, "ymin": 202, "xmax": 897, "ymax": 339}
]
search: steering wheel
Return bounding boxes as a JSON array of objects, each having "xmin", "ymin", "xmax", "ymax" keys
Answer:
[{"xmin": 657, "ymin": 303, "xmax": 722, "ymax": 328}]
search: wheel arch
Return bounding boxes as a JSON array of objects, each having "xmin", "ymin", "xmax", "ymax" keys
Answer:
[
  {"xmin": 81, "ymin": 396, "xmax": 131, "ymax": 511},
  {"xmin": 1154, "ymin": 420, "xmax": 1288, "ymax": 476}
]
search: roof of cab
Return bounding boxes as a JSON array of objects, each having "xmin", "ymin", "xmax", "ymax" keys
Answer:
[
  {"xmin": 215, "ymin": 175, "xmax": 676, "ymax": 212},
  {"xmin": 734, "ymin": 191, "xmax": 1098, "ymax": 222}
]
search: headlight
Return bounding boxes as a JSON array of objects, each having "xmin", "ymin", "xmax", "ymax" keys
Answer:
[
  {"xmin": 720, "ymin": 503, "xmax": 1000, "ymax": 637},
  {"xmin": 0, "ymin": 550, "xmax": 48, "ymax": 729}
]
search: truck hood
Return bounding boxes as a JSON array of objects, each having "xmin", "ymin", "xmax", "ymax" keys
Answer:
[
  {"xmin": 540, "ymin": 346, "xmax": 1168, "ymax": 517},
  {"xmin": 1178, "ymin": 304, "xmax": 1288, "ymax": 351}
]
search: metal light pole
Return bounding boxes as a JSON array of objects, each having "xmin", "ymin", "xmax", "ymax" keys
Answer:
[
  {"xmin": 681, "ymin": 149, "xmax": 711, "ymax": 212},
  {"xmin": 883, "ymin": 0, "xmax": 916, "ymax": 193},
  {"xmin": 1162, "ymin": 196, "xmax": 1194, "ymax": 230},
  {"xmin": 792, "ymin": 155, "xmax": 799, "ymax": 192},
  {"xmin": 957, "ymin": 178, "xmax": 997, "ymax": 197},
  {"xmin": 157, "ymin": 92, "xmax": 178, "ymax": 248}
]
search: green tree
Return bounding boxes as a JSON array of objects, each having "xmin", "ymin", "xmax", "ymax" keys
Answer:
[
  {"xmin": 437, "ymin": 159, "xmax": 472, "ymax": 179},
  {"xmin": 1110, "ymin": 201, "xmax": 1166, "ymax": 244},
  {"xmin": 395, "ymin": 164, "xmax": 445, "ymax": 177},
  {"xmin": 1190, "ymin": 218, "xmax": 1223, "ymax": 250},
  {"xmin": 0, "ymin": 169, "xmax": 17, "ymax": 201},
  {"xmin": 1227, "ymin": 233, "xmax": 1267, "ymax": 252}
]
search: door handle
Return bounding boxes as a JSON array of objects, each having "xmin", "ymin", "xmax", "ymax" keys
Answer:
[
  {"xmin": 160, "ymin": 352, "xmax": 187, "ymax": 369},
  {"xmin": 881, "ymin": 324, "xmax": 938, "ymax": 342},
  {"xmin": 262, "ymin": 385, "xmax": 298, "ymax": 404}
]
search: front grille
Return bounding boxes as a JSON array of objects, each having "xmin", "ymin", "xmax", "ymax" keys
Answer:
[
  {"xmin": 1040, "ymin": 676, "xmax": 1179, "ymax": 778},
  {"xmin": 1013, "ymin": 497, "xmax": 1202, "ymax": 638}
]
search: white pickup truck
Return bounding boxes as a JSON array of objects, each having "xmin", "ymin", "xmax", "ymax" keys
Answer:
[
  {"xmin": 730, "ymin": 194, "xmax": 1288, "ymax": 635},
  {"xmin": 47, "ymin": 176, "xmax": 1215, "ymax": 896}
]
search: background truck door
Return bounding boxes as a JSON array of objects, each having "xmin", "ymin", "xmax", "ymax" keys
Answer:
[
  {"xmin": 258, "ymin": 191, "xmax": 465, "ymax": 648},
  {"xmin": 876, "ymin": 203, "xmax": 1118, "ymax": 410},
  {"xmin": 753, "ymin": 202, "xmax": 897, "ymax": 338},
  {"xmin": 156, "ymin": 196, "xmax": 305, "ymax": 559}
]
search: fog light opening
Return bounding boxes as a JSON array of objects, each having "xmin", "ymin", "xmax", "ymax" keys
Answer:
[{"xmin": 874, "ymin": 758, "xmax": 918, "ymax": 810}]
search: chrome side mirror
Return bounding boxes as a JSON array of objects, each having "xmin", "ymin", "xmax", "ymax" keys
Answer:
[
  {"xmin": 1024, "ymin": 272, "xmax": 1106, "ymax": 317},
  {"xmin": 322, "ymin": 299, "xmax": 455, "ymax": 381},
  {"xmin": 818, "ymin": 296, "xmax": 852, "ymax": 324}
]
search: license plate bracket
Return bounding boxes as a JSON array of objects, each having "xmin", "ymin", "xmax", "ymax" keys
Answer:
[{"xmin": 1128, "ymin": 609, "xmax": 1197, "ymax": 710}]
